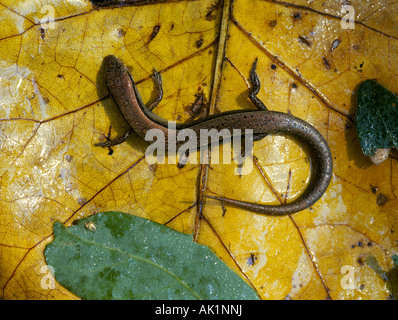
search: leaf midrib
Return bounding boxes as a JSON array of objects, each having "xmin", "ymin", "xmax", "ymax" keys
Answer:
[{"xmin": 62, "ymin": 225, "xmax": 203, "ymax": 300}]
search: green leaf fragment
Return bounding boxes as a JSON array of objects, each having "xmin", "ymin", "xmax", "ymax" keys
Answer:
[
  {"xmin": 355, "ymin": 80, "xmax": 398, "ymax": 156},
  {"xmin": 366, "ymin": 255, "xmax": 398, "ymax": 300},
  {"xmin": 45, "ymin": 212, "xmax": 259, "ymax": 300}
]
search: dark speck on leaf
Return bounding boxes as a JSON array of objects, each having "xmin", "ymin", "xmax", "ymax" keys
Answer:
[
  {"xmin": 293, "ymin": 12, "xmax": 301, "ymax": 19},
  {"xmin": 150, "ymin": 25, "xmax": 160, "ymax": 41},
  {"xmin": 322, "ymin": 57, "xmax": 331, "ymax": 69},
  {"xmin": 247, "ymin": 253, "xmax": 257, "ymax": 266},
  {"xmin": 298, "ymin": 35, "xmax": 311, "ymax": 47},
  {"xmin": 376, "ymin": 193, "xmax": 388, "ymax": 206}
]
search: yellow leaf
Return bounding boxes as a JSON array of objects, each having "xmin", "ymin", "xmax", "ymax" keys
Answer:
[{"xmin": 0, "ymin": 0, "xmax": 397, "ymax": 300}]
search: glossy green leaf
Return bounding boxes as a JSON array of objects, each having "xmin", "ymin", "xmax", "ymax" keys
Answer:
[
  {"xmin": 44, "ymin": 212, "xmax": 259, "ymax": 300},
  {"xmin": 355, "ymin": 80, "xmax": 398, "ymax": 156}
]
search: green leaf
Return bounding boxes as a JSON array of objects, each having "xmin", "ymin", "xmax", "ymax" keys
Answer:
[
  {"xmin": 355, "ymin": 80, "xmax": 398, "ymax": 156},
  {"xmin": 392, "ymin": 255, "xmax": 398, "ymax": 266},
  {"xmin": 44, "ymin": 212, "xmax": 259, "ymax": 300},
  {"xmin": 365, "ymin": 255, "xmax": 398, "ymax": 300}
]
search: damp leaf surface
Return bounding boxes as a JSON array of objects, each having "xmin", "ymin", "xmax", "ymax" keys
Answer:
[{"xmin": 45, "ymin": 212, "xmax": 259, "ymax": 300}]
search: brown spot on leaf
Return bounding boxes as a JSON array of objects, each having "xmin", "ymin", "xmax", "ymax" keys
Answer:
[
  {"xmin": 298, "ymin": 35, "xmax": 311, "ymax": 47},
  {"xmin": 184, "ymin": 91, "xmax": 208, "ymax": 120},
  {"xmin": 149, "ymin": 163, "xmax": 157, "ymax": 174},
  {"xmin": 39, "ymin": 27, "xmax": 45, "ymax": 40},
  {"xmin": 150, "ymin": 24, "xmax": 160, "ymax": 41},
  {"xmin": 322, "ymin": 57, "xmax": 331, "ymax": 69},
  {"xmin": 195, "ymin": 37, "xmax": 204, "ymax": 49},
  {"xmin": 206, "ymin": 1, "xmax": 221, "ymax": 21},
  {"xmin": 370, "ymin": 185, "xmax": 378, "ymax": 194},
  {"xmin": 118, "ymin": 28, "xmax": 126, "ymax": 38},
  {"xmin": 77, "ymin": 197, "xmax": 88, "ymax": 206},
  {"xmin": 293, "ymin": 12, "xmax": 301, "ymax": 20}
]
